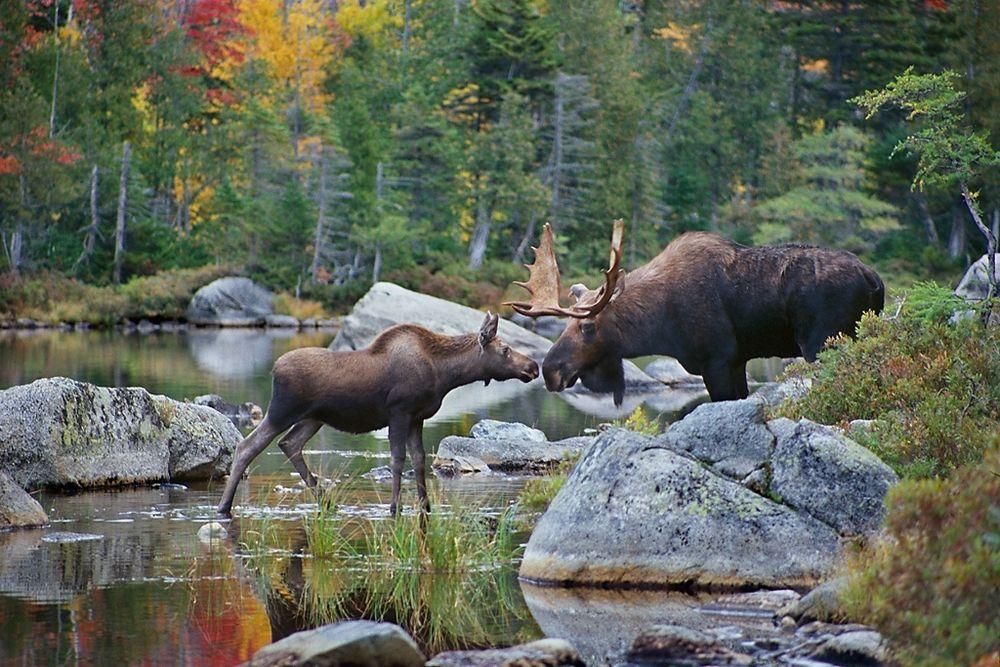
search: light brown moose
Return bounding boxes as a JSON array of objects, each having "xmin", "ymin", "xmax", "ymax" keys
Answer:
[{"xmin": 216, "ymin": 313, "xmax": 539, "ymax": 516}]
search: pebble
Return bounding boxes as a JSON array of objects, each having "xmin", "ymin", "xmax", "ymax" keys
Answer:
[{"xmin": 197, "ymin": 522, "xmax": 228, "ymax": 542}]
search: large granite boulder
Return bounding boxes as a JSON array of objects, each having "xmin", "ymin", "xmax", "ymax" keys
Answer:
[
  {"xmin": 245, "ymin": 620, "xmax": 424, "ymax": 667},
  {"xmin": 521, "ymin": 400, "xmax": 898, "ymax": 588},
  {"xmin": 187, "ymin": 277, "xmax": 275, "ymax": 326},
  {"xmin": 520, "ymin": 429, "xmax": 841, "ymax": 589},
  {"xmin": 433, "ymin": 420, "xmax": 592, "ymax": 474},
  {"xmin": 955, "ymin": 253, "xmax": 1000, "ymax": 301},
  {"xmin": 768, "ymin": 418, "xmax": 897, "ymax": 536},
  {"xmin": 0, "ymin": 378, "xmax": 240, "ymax": 489},
  {"xmin": 0, "ymin": 471, "xmax": 48, "ymax": 529},
  {"xmin": 331, "ymin": 282, "xmax": 659, "ymax": 390}
]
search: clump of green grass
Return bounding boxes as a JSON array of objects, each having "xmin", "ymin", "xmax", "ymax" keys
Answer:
[
  {"xmin": 777, "ymin": 294, "xmax": 1000, "ymax": 479},
  {"xmin": 516, "ymin": 453, "xmax": 580, "ymax": 518},
  {"xmin": 841, "ymin": 448, "xmax": 1000, "ymax": 665},
  {"xmin": 272, "ymin": 292, "xmax": 327, "ymax": 320}
]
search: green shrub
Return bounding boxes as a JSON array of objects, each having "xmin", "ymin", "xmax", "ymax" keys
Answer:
[
  {"xmin": 842, "ymin": 449, "xmax": 1000, "ymax": 665},
  {"xmin": 272, "ymin": 292, "xmax": 327, "ymax": 320},
  {"xmin": 119, "ymin": 265, "xmax": 234, "ymax": 320},
  {"xmin": 613, "ymin": 407, "xmax": 663, "ymax": 436},
  {"xmin": 778, "ymin": 309, "xmax": 1000, "ymax": 479}
]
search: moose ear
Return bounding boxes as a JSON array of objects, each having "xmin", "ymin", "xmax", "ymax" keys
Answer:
[{"xmin": 479, "ymin": 311, "xmax": 499, "ymax": 349}]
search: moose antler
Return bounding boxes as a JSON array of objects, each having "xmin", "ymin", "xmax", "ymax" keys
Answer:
[{"xmin": 504, "ymin": 219, "xmax": 625, "ymax": 319}]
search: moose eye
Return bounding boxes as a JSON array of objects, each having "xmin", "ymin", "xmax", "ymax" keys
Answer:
[
  {"xmin": 580, "ymin": 321, "xmax": 596, "ymax": 339},
  {"xmin": 502, "ymin": 346, "xmax": 511, "ymax": 358}
]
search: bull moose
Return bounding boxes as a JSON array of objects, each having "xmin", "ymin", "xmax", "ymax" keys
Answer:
[
  {"xmin": 216, "ymin": 313, "xmax": 539, "ymax": 516},
  {"xmin": 506, "ymin": 221, "xmax": 884, "ymax": 404}
]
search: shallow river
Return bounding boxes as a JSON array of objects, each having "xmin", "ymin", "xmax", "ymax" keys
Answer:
[{"xmin": 0, "ymin": 329, "xmax": 783, "ymax": 665}]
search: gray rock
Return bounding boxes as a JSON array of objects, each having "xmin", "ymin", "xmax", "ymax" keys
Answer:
[
  {"xmin": 0, "ymin": 471, "xmax": 48, "ymax": 529},
  {"xmin": 955, "ymin": 253, "xmax": 1000, "ymax": 301},
  {"xmin": 331, "ymin": 282, "xmax": 660, "ymax": 390},
  {"xmin": 658, "ymin": 399, "xmax": 774, "ymax": 480},
  {"xmin": 769, "ymin": 418, "xmax": 898, "ymax": 535},
  {"xmin": 470, "ymin": 418, "xmax": 546, "ymax": 443},
  {"xmin": 643, "ymin": 357, "xmax": 705, "ymax": 387},
  {"xmin": 0, "ymin": 378, "xmax": 239, "ymax": 489},
  {"xmin": 434, "ymin": 434, "xmax": 591, "ymax": 474},
  {"xmin": 786, "ymin": 576, "xmax": 849, "ymax": 623},
  {"xmin": 264, "ymin": 313, "xmax": 300, "ymax": 328},
  {"xmin": 427, "ymin": 638, "xmax": 583, "ymax": 667},
  {"xmin": 751, "ymin": 377, "xmax": 813, "ymax": 407},
  {"xmin": 432, "ymin": 455, "xmax": 491, "ymax": 476},
  {"xmin": 508, "ymin": 312, "xmax": 567, "ymax": 340},
  {"xmin": 627, "ymin": 625, "xmax": 753, "ymax": 666},
  {"xmin": 187, "ymin": 277, "xmax": 274, "ymax": 326},
  {"xmin": 811, "ymin": 630, "xmax": 887, "ymax": 665},
  {"xmin": 519, "ymin": 428, "xmax": 841, "ymax": 588},
  {"xmin": 246, "ymin": 620, "xmax": 424, "ymax": 667},
  {"xmin": 193, "ymin": 393, "xmax": 263, "ymax": 430}
]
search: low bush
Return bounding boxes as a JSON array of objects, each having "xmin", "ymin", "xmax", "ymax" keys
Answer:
[
  {"xmin": 778, "ymin": 287, "xmax": 1000, "ymax": 478},
  {"xmin": 272, "ymin": 293, "xmax": 327, "ymax": 320},
  {"xmin": 842, "ymin": 449, "xmax": 1000, "ymax": 665},
  {"xmin": 119, "ymin": 265, "xmax": 234, "ymax": 320}
]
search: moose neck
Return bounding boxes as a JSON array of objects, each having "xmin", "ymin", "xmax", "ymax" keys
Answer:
[
  {"xmin": 431, "ymin": 336, "xmax": 491, "ymax": 394},
  {"xmin": 603, "ymin": 283, "xmax": 672, "ymax": 359}
]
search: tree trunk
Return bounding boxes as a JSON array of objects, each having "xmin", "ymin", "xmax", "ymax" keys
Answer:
[
  {"xmin": 372, "ymin": 243, "xmax": 382, "ymax": 283},
  {"xmin": 49, "ymin": 1, "xmax": 61, "ymax": 138},
  {"xmin": 74, "ymin": 164, "xmax": 101, "ymax": 272},
  {"xmin": 513, "ymin": 214, "xmax": 539, "ymax": 264},
  {"xmin": 310, "ymin": 154, "xmax": 328, "ymax": 284},
  {"xmin": 468, "ymin": 197, "xmax": 491, "ymax": 270},
  {"xmin": 913, "ymin": 191, "xmax": 940, "ymax": 247},
  {"xmin": 961, "ymin": 182, "xmax": 998, "ymax": 301},
  {"xmin": 113, "ymin": 141, "xmax": 131, "ymax": 286},
  {"xmin": 947, "ymin": 203, "xmax": 966, "ymax": 260}
]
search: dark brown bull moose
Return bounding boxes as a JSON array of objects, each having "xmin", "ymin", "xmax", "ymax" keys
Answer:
[
  {"xmin": 216, "ymin": 313, "xmax": 539, "ymax": 516},
  {"xmin": 506, "ymin": 221, "xmax": 884, "ymax": 404}
]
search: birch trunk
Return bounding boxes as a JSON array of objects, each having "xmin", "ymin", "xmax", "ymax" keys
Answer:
[
  {"xmin": 961, "ymin": 182, "xmax": 997, "ymax": 301},
  {"xmin": 74, "ymin": 164, "xmax": 100, "ymax": 272},
  {"xmin": 113, "ymin": 141, "xmax": 131, "ymax": 285}
]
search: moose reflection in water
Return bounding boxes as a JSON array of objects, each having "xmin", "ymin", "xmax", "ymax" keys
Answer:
[
  {"xmin": 217, "ymin": 313, "xmax": 539, "ymax": 516},
  {"xmin": 507, "ymin": 220, "xmax": 884, "ymax": 403}
]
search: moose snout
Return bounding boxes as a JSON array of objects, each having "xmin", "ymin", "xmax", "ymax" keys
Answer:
[
  {"xmin": 520, "ymin": 360, "xmax": 540, "ymax": 382},
  {"xmin": 542, "ymin": 363, "xmax": 575, "ymax": 392}
]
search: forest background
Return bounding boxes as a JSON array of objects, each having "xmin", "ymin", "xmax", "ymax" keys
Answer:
[{"xmin": 1, "ymin": 0, "xmax": 997, "ymax": 319}]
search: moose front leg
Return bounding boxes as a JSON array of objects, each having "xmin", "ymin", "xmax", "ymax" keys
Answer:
[
  {"xmin": 405, "ymin": 420, "xmax": 430, "ymax": 513},
  {"xmin": 387, "ymin": 414, "xmax": 410, "ymax": 517}
]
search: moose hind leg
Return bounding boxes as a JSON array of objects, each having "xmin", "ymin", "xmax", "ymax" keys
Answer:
[
  {"xmin": 217, "ymin": 416, "xmax": 284, "ymax": 515},
  {"xmin": 277, "ymin": 419, "xmax": 323, "ymax": 489},
  {"xmin": 387, "ymin": 414, "xmax": 410, "ymax": 517},
  {"xmin": 406, "ymin": 421, "xmax": 430, "ymax": 513},
  {"xmin": 702, "ymin": 360, "xmax": 741, "ymax": 402}
]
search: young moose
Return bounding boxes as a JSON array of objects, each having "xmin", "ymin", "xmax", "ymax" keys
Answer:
[{"xmin": 216, "ymin": 313, "xmax": 539, "ymax": 516}]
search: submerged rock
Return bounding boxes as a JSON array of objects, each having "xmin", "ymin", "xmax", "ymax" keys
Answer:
[
  {"xmin": 626, "ymin": 625, "xmax": 753, "ymax": 666},
  {"xmin": 187, "ymin": 277, "xmax": 274, "ymax": 326},
  {"xmin": 197, "ymin": 522, "xmax": 228, "ymax": 543},
  {"xmin": 785, "ymin": 576, "xmax": 849, "ymax": 624},
  {"xmin": 0, "ymin": 471, "xmax": 48, "ymax": 529},
  {"xmin": 427, "ymin": 638, "xmax": 583, "ymax": 667},
  {"xmin": 0, "ymin": 377, "xmax": 240, "ymax": 489},
  {"xmin": 245, "ymin": 620, "xmax": 424, "ymax": 667},
  {"xmin": 811, "ymin": 630, "xmax": 888, "ymax": 665},
  {"xmin": 433, "ymin": 419, "xmax": 591, "ymax": 474}
]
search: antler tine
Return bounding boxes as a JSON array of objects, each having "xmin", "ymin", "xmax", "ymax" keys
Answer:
[
  {"xmin": 503, "ymin": 224, "xmax": 572, "ymax": 317},
  {"xmin": 576, "ymin": 219, "xmax": 626, "ymax": 318}
]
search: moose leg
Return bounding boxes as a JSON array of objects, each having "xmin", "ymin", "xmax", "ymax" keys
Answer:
[
  {"xmin": 730, "ymin": 364, "xmax": 750, "ymax": 399},
  {"xmin": 405, "ymin": 421, "xmax": 430, "ymax": 514},
  {"xmin": 217, "ymin": 416, "xmax": 284, "ymax": 515},
  {"xmin": 702, "ymin": 360, "xmax": 740, "ymax": 402},
  {"xmin": 387, "ymin": 414, "xmax": 410, "ymax": 517},
  {"xmin": 277, "ymin": 419, "xmax": 322, "ymax": 489}
]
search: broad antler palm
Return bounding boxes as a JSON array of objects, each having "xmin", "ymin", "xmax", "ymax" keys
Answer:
[{"xmin": 505, "ymin": 220, "xmax": 624, "ymax": 319}]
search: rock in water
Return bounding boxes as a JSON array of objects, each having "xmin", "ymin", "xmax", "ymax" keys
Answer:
[
  {"xmin": 520, "ymin": 428, "xmax": 841, "ymax": 589},
  {"xmin": 197, "ymin": 522, "xmax": 228, "ymax": 542},
  {"xmin": 330, "ymin": 282, "xmax": 659, "ymax": 390},
  {"xmin": 643, "ymin": 357, "xmax": 706, "ymax": 387},
  {"xmin": 245, "ymin": 620, "xmax": 424, "ymax": 667},
  {"xmin": 627, "ymin": 625, "xmax": 753, "ymax": 666},
  {"xmin": 0, "ymin": 471, "xmax": 48, "ymax": 529},
  {"xmin": 469, "ymin": 418, "xmax": 547, "ymax": 442},
  {"xmin": 0, "ymin": 378, "xmax": 240, "ymax": 489},
  {"xmin": 433, "ymin": 419, "xmax": 591, "ymax": 474},
  {"xmin": 427, "ymin": 638, "xmax": 583, "ymax": 667},
  {"xmin": 187, "ymin": 276, "xmax": 274, "ymax": 326}
]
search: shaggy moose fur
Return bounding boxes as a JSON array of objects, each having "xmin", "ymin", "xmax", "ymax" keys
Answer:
[
  {"xmin": 537, "ymin": 231, "xmax": 884, "ymax": 403},
  {"xmin": 216, "ymin": 314, "xmax": 538, "ymax": 515}
]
